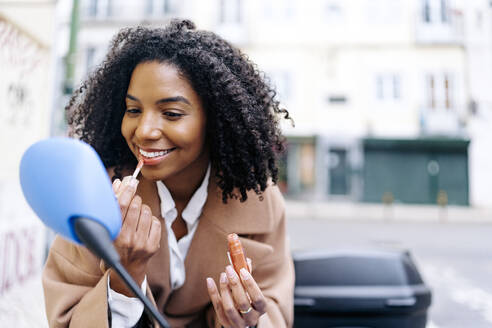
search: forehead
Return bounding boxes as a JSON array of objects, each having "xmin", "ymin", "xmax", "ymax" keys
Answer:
[{"xmin": 127, "ymin": 61, "xmax": 198, "ymax": 100}]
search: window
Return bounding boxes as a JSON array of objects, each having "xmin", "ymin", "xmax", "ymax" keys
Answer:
[
  {"xmin": 324, "ymin": 1, "xmax": 343, "ymax": 23},
  {"xmin": 86, "ymin": 47, "xmax": 96, "ymax": 72},
  {"xmin": 146, "ymin": 0, "xmax": 153, "ymax": 15},
  {"xmin": 267, "ymin": 70, "xmax": 291, "ymax": 103},
  {"xmin": 427, "ymin": 75, "xmax": 435, "ymax": 108},
  {"xmin": 422, "ymin": 0, "xmax": 449, "ymax": 24},
  {"xmin": 440, "ymin": 0, "xmax": 448, "ymax": 22},
  {"xmin": 146, "ymin": 0, "xmax": 179, "ymax": 16},
  {"xmin": 86, "ymin": 0, "xmax": 111, "ymax": 18},
  {"xmin": 375, "ymin": 74, "xmax": 401, "ymax": 101},
  {"xmin": 107, "ymin": 0, "xmax": 112, "ymax": 17},
  {"xmin": 393, "ymin": 75, "xmax": 401, "ymax": 99},
  {"xmin": 220, "ymin": 0, "xmax": 241, "ymax": 24},
  {"xmin": 88, "ymin": 0, "xmax": 97, "ymax": 17},
  {"xmin": 328, "ymin": 95, "xmax": 347, "ymax": 104},
  {"xmin": 425, "ymin": 73, "xmax": 453, "ymax": 110},
  {"xmin": 263, "ymin": 0, "xmax": 295, "ymax": 21},
  {"xmin": 84, "ymin": 46, "xmax": 106, "ymax": 75},
  {"xmin": 328, "ymin": 148, "xmax": 350, "ymax": 195}
]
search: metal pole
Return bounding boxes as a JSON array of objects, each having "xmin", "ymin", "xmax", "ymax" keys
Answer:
[{"xmin": 64, "ymin": 0, "xmax": 79, "ymax": 94}]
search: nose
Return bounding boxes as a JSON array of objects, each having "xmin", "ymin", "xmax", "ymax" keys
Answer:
[{"xmin": 135, "ymin": 111, "xmax": 162, "ymax": 141}]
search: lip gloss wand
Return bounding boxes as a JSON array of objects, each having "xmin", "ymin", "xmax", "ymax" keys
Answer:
[{"xmin": 132, "ymin": 157, "xmax": 144, "ymax": 179}]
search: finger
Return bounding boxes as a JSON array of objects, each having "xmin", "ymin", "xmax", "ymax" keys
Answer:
[
  {"xmin": 239, "ymin": 268, "xmax": 267, "ymax": 314},
  {"xmin": 116, "ymin": 176, "xmax": 139, "ymax": 198},
  {"xmin": 247, "ymin": 257, "xmax": 252, "ymax": 272},
  {"xmin": 206, "ymin": 278, "xmax": 233, "ymax": 327},
  {"xmin": 117, "ymin": 179, "xmax": 139, "ymax": 219},
  {"xmin": 147, "ymin": 216, "xmax": 161, "ymax": 252},
  {"xmin": 135, "ymin": 204, "xmax": 152, "ymax": 248},
  {"xmin": 115, "ymin": 176, "xmax": 134, "ymax": 198},
  {"xmin": 115, "ymin": 195, "xmax": 141, "ymax": 248},
  {"xmin": 112, "ymin": 178, "xmax": 121, "ymax": 194},
  {"xmin": 226, "ymin": 265, "xmax": 257, "ymax": 326},
  {"xmin": 219, "ymin": 272, "xmax": 244, "ymax": 327},
  {"xmin": 124, "ymin": 195, "xmax": 142, "ymax": 232},
  {"xmin": 226, "ymin": 265, "xmax": 250, "ymax": 309}
]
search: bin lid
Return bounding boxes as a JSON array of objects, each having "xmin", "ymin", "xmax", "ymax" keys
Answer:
[
  {"xmin": 293, "ymin": 248, "xmax": 424, "ymax": 287},
  {"xmin": 294, "ymin": 284, "xmax": 432, "ymax": 314}
]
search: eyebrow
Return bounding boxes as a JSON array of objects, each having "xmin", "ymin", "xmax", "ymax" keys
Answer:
[{"xmin": 126, "ymin": 94, "xmax": 191, "ymax": 105}]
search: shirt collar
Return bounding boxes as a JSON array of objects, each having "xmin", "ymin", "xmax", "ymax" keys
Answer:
[{"xmin": 156, "ymin": 163, "xmax": 211, "ymax": 228}]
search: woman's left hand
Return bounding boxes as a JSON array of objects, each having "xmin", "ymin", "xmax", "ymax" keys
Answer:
[{"xmin": 206, "ymin": 260, "xmax": 267, "ymax": 328}]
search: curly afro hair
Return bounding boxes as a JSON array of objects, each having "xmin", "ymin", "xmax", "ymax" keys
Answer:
[{"xmin": 66, "ymin": 19, "xmax": 292, "ymax": 203}]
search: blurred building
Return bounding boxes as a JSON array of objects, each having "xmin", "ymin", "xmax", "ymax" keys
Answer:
[
  {"xmin": 0, "ymin": 0, "xmax": 55, "ymax": 324},
  {"xmin": 55, "ymin": 0, "xmax": 492, "ymax": 207},
  {"xmin": 244, "ymin": 0, "xmax": 476, "ymax": 207}
]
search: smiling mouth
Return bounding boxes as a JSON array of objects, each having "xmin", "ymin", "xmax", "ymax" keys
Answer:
[{"xmin": 138, "ymin": 147, "xmax": 176, "ymax": 159}]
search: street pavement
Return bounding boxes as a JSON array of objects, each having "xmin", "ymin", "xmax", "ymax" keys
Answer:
[
  {"xmin": 286, "ymin": 200, "xmax": 492, "ymax": 328},
  {"xmin": 285, "ymin": 199, "xmax": 492, "ymax": 223}
]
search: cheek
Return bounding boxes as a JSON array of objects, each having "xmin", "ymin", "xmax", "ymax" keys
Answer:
[{"xmin": 177, "ymin": 118, "xmax": 207, "ymax": 151}]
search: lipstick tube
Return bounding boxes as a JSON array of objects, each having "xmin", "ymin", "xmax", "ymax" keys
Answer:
[{"xmin": 227, "ymin": 233, "xmax": 249, "ymax": 275}]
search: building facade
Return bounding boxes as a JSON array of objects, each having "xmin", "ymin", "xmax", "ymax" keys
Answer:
[{"xmin": 56, "ymin": 0, "xmax": 492, "ymax": 207}]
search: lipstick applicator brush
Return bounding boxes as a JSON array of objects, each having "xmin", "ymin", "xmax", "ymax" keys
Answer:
[{"xmin": 132, "ymin": 157, "xmax": 144, "ymax": 179}]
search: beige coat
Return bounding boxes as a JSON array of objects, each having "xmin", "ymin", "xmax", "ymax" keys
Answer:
[{"xmin": 42, "ymin": 177, "xmax": 294, "ymax": 328}]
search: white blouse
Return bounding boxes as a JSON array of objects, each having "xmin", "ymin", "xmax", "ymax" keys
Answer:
[{"xmin": 107, "ymin": 164, "xmax": 211, "ymax": 327}]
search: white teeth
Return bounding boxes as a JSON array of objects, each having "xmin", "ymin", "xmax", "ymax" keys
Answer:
[{"xmin": 139, "ymin": 148, "xmax": 172, "ymax": 158}]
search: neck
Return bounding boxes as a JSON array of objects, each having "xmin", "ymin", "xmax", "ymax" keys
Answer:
[{"xmin": 162, "ymin": 152, "xmax": 210, "ymax": 203}]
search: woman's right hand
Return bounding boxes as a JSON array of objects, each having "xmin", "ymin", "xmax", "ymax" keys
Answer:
[{"xmin": 110, "ymin": 176, "xmax": 162, "ymax": 296}]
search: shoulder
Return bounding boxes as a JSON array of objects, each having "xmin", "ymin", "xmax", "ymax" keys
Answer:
[
  {"xmin": 206, "ymin": 179, "xmax": 285, "ymax": 234},
  {"xmin": 45, "ymin": 235, "xmax": 104, "ymax": 280},
  {"xmin": 248, "ymin": 183, "xmax": 285, "ymax": 221}
]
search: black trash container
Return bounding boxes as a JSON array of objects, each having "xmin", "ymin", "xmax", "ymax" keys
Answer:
[{"xmin": 293, "ymin": 249, "xmax": 432, "ymax": 328}]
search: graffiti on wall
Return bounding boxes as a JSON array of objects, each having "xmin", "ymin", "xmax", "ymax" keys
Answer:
[
  {"xmin": 0, "ymin": 17, "xmax": 48, "ymax": 126},
  {"xmin": 0, "ymin": 228, "xmax": 40, "ymax": 296},
  {"xmin": 0, "ymin": 18, "xmax": 49, "ymax": 299}
]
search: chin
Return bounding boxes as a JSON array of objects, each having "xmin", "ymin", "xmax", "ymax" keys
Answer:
[
  {"xmin": 140, "ymin": 167, "xmax": 172, "ymax": 182},
  {"xmin": 142, "ymin": 172, "xmax": 166, "ymax": 181}
]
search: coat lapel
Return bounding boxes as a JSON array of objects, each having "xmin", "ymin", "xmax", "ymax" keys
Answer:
[
  {"xmin": 147, "ymin": 217, "xmax": 172, "ymax": 311},
  {"xmin": 164, "ymin": 176, "xmax": 276, "ymax": 316}
]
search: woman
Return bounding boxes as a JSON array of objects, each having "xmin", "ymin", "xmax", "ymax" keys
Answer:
[{"xmin": 43, "ymin": 19, "xmax": 294, "ymax": 328}]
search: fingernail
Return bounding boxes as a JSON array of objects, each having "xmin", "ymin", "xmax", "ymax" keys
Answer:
[
  {"xmin": 226, "ymin": 265, "xmax": 237, "ymax": 282},
  {"xmin": 240, "ymin": 268, "xmax": 250, "ymax": 280},
  {"xmin": 122, "ymin": 176, "xmax": 131, "ymax": 185},
  {"xmin": 226, "ymin": 265, "xmax": 239, "ymax": 283},
  {"xmin": 130, "ymin": 177, "xmax": 139, "ymax": 188},
  {"xmin": 220, "ymin": 272, "xmax": 228, "ymax": 284},
  {"xmin": 206, "ymin": 277, "xmax": 214, "ymax": 289},
  {"xmin": 123, "ymin": 184, "xmax": 134, "ymax": 195}
]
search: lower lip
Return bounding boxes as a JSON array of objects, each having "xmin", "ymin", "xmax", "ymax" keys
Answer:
[{"xmin": 139, "ymin": 150, "xmax": 175, "ymax": 166}]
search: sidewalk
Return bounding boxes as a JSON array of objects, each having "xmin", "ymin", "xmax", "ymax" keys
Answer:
[{"xmin": 285, "ymin": 199, "xmax": 492, "ymax": 223}]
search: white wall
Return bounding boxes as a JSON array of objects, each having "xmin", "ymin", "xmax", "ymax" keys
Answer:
[
  {"xmin": 0, "ymin": 1, "xmax": 55, "ymax": 325},
  {"xmin": 461, "ymin": 0, "xmax": 492, "ymax": 207}
]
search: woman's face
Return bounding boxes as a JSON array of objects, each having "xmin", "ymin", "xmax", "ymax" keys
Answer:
[{"xmin": 121, "ymin": 61, "xmax": 208, "ymax": 182}]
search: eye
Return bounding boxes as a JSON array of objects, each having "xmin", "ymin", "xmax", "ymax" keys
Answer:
[
  {"xmin": 125, "ymin": 108, "xmax": 141, "ymax": 114},
  {"xmin": 163, "ymin": 111, "xmax": 184, "ymax": 119}
]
